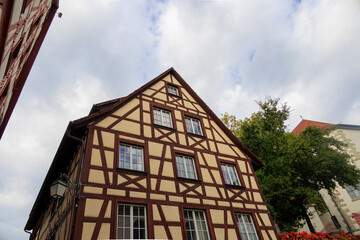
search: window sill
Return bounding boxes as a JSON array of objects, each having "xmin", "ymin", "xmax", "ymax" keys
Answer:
[
  {"xmin": 186, "ymin": 132, "xmax": 206, "ymax": 139},
  {"xmin": 177, "ymin": 177, "xmax": 202, "ymax": 183},
  {"xmin": 153, "ymin": 124, "xmax": 177, "ymax": 131},
  {"xmin": 225, "ymin": 184, "xmax": 245, "ymax": 189},
  {"xmin": 168, "ymin": 93, "xmax": 182, "ymax": 98},
  {"xmin": 116, "ymin": 168, "xmax": 148, "ymax": 175}
]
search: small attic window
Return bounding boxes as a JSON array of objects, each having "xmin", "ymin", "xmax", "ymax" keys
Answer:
[{"xmin": 168, "ymin": 85, "xmax": 179, "ymax": 96}]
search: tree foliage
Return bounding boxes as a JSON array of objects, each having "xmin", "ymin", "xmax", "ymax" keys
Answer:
[{"xmin": 221, "ymin": 97, "xmax": 360, "ymax": 232}]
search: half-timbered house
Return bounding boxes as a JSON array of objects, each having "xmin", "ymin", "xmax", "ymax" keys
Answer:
[{"xmin": 25, "ymin": 68, "xmax": 278, "ymax": 240}]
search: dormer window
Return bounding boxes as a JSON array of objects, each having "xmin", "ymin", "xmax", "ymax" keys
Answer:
[{"xmin": 168, "ymin": 85, "xmax": 179, "ymax": 96}]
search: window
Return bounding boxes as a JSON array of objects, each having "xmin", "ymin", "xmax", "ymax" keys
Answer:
[
  {"xmin": 345, "ymin": 184, "xmax": 360, "ymax": 199},
  {"xmin": 168, "ymin": 85, "xmax": 179, "ymax": 96},
  {"xmin": 184, "ymin": 209, "xmax": 210, "ymax": 240},
  {"xmin": 119, "ymin": 144, "xmax": 144, "ymax": 171},
  {"xmin": 236, "ymin": 213, "xmax": 259, "ymax": 240},
  {"xmin": 221, "ymin": 163, "xmax": 241, "ymax": 186},
  {"xmin": 154, "ymin": 107, "xmax": 173, "ymax": 128},
  {"xmin": 185, "ymin": 117, "xmax": 203, "ymax": 135},
  {"xmin": 117, "ymin": 204, "xmax": 147, "ymax": 239},
  {"xmin": 176, "ymin": 155, "xmax": 198, "ymax": 180}
]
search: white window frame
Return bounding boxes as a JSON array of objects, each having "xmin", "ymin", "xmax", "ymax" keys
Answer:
[
  {"xmin": 236, "ymin": 213, "xmax": 259, "ymax": 240},
  {"xmin": 168, "ymin": 85, "xmax": 179, "ymax": 96},
  {"xmin": 221, "ymin": 163, "xmax": 241, "ymax": 186},
  {"xmin": 153, "ymin": 107, "xmax": 173, "ymax": 128},
  {"xmin": 185, "ymin": 117, "xmax": 203, "ymax": 135},
  {"xmin": 176, "ymin": 155, "xmax": 198, "ymax": 180},
  {"xmin": 117, "ymin": 204, "xmax": 147, "ymax": 239},
  {"xmin": 119, "ymin": 144, "xmax": 144, "ymax": 171},
  {"xmin": 184, "ymin": 209, "xmax": 210, "ymax": 240},
  {"xmin": 345, "ymin": 184, "xmax": 360, "ymax": 199}
]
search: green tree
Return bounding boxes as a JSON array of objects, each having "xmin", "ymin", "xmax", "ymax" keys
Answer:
[{"xmin": 221, "ymin": 97, "xmax": 360, "ymax": 232}]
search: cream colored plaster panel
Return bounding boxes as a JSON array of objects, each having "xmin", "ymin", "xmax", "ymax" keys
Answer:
[
  {"xmin": 262, "ymin": 230, "xmax": 270, "ymax": 240},
  {"xmin": 197, "ymin": 152, "xmax": 205, "ymax": 165},
  {"xmin": 171, "ymin": 75, "xmax": 180, "ymax": 85},
  {"xmin": 169, "ymin": 133, "xmax": 177, "ymax": 142},
  {"xmin": 250, "ymin": 176, "xmax": 258, "ymax": 189},
  {"xmin": 153, "ymin": 205, "xmax": 161, "ymax": 221},
  {"xmin": 130, "ymin": 191, "xmax": 146, "ymax": 199},
  {"xmin": 90, "ymin": 149, "xmax": 102, "ymax": 167},
  {"xmin": 205, "ymin": 129, "xmax": 213, "ymax": 140},
  {"xmin": 201, "ymin": 168, "xmax": 214, "ymax": 183},
  {"xmin": 228, "ymin": 229, "xmax": 237, "ymax": 240},
  {"xmin": 126, "ymin": 183, "xmax": 139, "ymax": 189},
  {"xmin": 149, "ymin": 142, "xmax": 164, "ymax": 157},
  {"xmin": 205, "ymin": 186, "xmax": 220, "ymax": 198},
  {"xmin": 127, "ymin": 108, "xmax": 140, "ymax": 121},
  {"xmin": 112, "ymin": 120, "xmax": 140, "ymax": 135},
  {"xmin": 245, "ymin": 204, "xmax": 256, "ymax": 209},
  {"xmin": 142, "ymin": 100, "xmax": 150, "ymax": 111},
  {"xmin": 84, "ymin": 199, "xmax": 103, "ymax": 217},
  {"xmin": 232, "ymin": 202, "xmax": 244, "ymax": 208},
  {"xmin": 178, "ymin": 106, "xmax": 187, "ymax": 111},
  {"xmin": 210, "ymin": 209, "xmax": 224, "ymax": 224},
  {"xmin": 232, "ymin": 146, "xmax": 247, "ymax": 158},
  {"xmin": 217, "ymin": 142, "xmax": 237, "ymax": 156},
  {"xmin": 151, "ymin": 178, "xmax": 157, "ymax": 190},
  {"xmin": 243, "ymin": 176, "xmax": 250, "ymax": 188},
  {"xmin": 184, "ymin": 100, "xmax": 196, "ymax": 110},
  {"xmin": 95, "ymin": 116, "xmax": 117, "ymax": 128},
  {"xmin": 178, "ymin": 133, "xmax": 187, "ymax": 146},
  {"xmin": 151, "ymin": 81, "xmax": 165, "ymax": 91},
  {"xmin": 119, "ymin": 135, "xmax": 145, "ymax": 143},
  {"xmin": 193, "ymin": 103, "xmax": 205, "ymax": 113},
  {"xmin": 150, "ymin": 193, "xmax": 166, "ymax": 201},
  {"xmin": 83, "ymin": 186, "xmax": 102, "ymax": 194},
  {"xmin": 203, "ymin": 118, "xmax": 210, "ymax": 128},
  {"xmin": 211, "ymin": 170, "xmax": 223, "ymax": 185},
  {"xmin": 211, "ymin": 121, "xmax": 233, "ymax": 144},
  {"xmin": 174, "ymin": 146, "xmax": 193, "ymax": 153},
  {"xmin": 138, "ymin": 178, "xmax": 147, "ymax": 188},
  {"xmin": 238, "ymin": 160, "xmax": 247, "ymax": 173},
  {"xmin": 203, "ymin": 199, "xmax": 216, "ymax": 205},
  {"xmin": 113, "ymin": 98, "xmax": 140, "ymax": 117},
  {"xmin": 154, "ymin": 92, "xmax": 167, "ymax": 101},
  {"xmin": 256, "ymin": 214, "xmax": 263, "ymax": 226},
  {"xmin": 162, "ymin": 205, "xmax": 180, "ymax": 222},
  {"xmin": 105, "ymin": 201, "xmax": 112, "ymax": 218},
  {"xmin": 81, "ymin": 222, "xmax": 95, "ymax": 240},
  {"xmin": 260, "ymin": 213, "xmax": 272, "ymax": 227},
  {"xmin": 144, "ymin": 125, "xmax": 152, "ymax": 138},
  {"xmin": 150, "ymin": 159, "xmax": 160, "ymax": 175},
  {"xmin": 188, "ymin": 137, "xmax": 195, "ymax": 146},
  {"xmin": 219, "ymin": 156, "xmax": 235, "ymax": 162},
  {"xmin": 142, "ymin": 95, "xmax": 152, "ymax": 101},
  {"xmin": 203, "ymin": 153, "xmax": 218, "ymax": 168},
  {"xmin": 105, "ymin": 150, "xmax": 114, "ymax": 169},
  {"xmin": 154, "ymin": 226, "xmax": 167, "ymax": 239},
  {"xmin": 174, "ymin": 110, "xmax": 182, "ymax": 120},
  {"xmin": 169, "ymin": 226, "xmax": 183, "ymax": 240},
  {"xmin": 182, "ymin": 89, "xmax": 195, "ymax": 102},
  {"xmin": 98, "ymin": 223, "xmax": 110, "ymax": 239},
  {"xmin": 166, "ymin": 103, "xmax": 176, "ymax": 108},
  {"xmin": 254, "ymin": 192, "xmax": 262, "ymax": 202},
  {"xmin": 215, "ymin": 228, "xmax": 225, "ymax": 240},
  {"xmin": 213, "ymin": 130, "xmax": 225, "ymax": 143},
  {"xmin": 269, "ymin": 230, "xmax": 277, "ymax": 240},
  {"xmin": 227, "ymin": 211, "xmax": 234, "ymax": 224},
  {"xmin": 93, "ymin": 130, "xmax": 99, "ymax": 145},
  {"xmin": 162, "ymin": 161, "xmax": 174, "ymax": 177},
  {"xmin": 101, "ymin": 131, "xmax": 115, "ymax": 149},
  {"xmin": 88, "ymin": 169, "xmax": 105, "ymax": 184},
  {"xmin": 143, "ymin": 89, "xmax": 155, "ymax": 96},
  {"xmin": 143, "ymin": 112, "xmax": 151, "ymax": 124},
  {"xmin": 247, "ymin": 162, "xmax": 254, "ymax": 174},
  {"xmin": 165, "ymin": 145, "xmax": 171, "ymax": 159},
  {"xmin": 169, "ymin": 196, "xmax": 184, "ymax": 202},
  {"xmin": 218, "ymin": 201, "xmax": 230, "ymax": 207},
  {"xmin": 258, "ymin": 205, "xmax": 268, "ymax": 210},
  {"xmin": 160, "ymin": 180, "xmax": 176, "ymax": 193},
  {"xmin": 187, "ymin": 197, "xmax": 200, "ymax": 204},
  {"xmin": 162, "ymin": 74, "xmax": 172, "ymax": 83},
  {"xmin": 176, "ymin": 121, "xmax": 184, "ymax": 132},
  {"xmin": 107, "ymin": 188, "xmax": 126, "ymax": 196}
]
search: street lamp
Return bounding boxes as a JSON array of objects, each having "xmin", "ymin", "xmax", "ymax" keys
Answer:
[{"xmin": 50, "ymin": 179, "xmax": 67, "ymax": 198}]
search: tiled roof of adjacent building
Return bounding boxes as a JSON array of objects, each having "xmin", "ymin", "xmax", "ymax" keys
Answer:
[{"xmin": 292, "ymin": 119, "xmax": 335, "ymax": 136}]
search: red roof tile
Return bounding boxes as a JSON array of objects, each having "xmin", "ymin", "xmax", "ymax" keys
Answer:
[{"xmin": 292, "ymin": 119, "xmax": 335, "ymax": 136}]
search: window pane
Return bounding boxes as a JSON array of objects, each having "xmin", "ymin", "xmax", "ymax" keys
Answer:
[
  {"xmin": 117, "ymin": 204, "xmax": 146, "ymax": 239},
  {"xmin": 236, "ymin": 214, "xmax": 259, "ymax": 240}
]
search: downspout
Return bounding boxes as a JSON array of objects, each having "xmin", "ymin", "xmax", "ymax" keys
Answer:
[{"xmin": 65, "ymin": 124, "xmax": 87, "ymax": 240}]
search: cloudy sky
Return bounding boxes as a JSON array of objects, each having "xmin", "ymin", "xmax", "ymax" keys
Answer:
[{"xmin": 1, "ymin": 0, "xmax": 360, "ymax": 239}]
